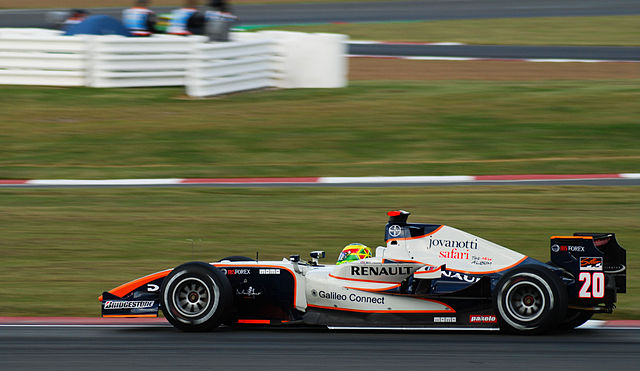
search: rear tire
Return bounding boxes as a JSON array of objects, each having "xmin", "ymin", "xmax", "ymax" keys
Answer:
[
  {"xmin": 493, "ymin": 265, "xmax": 567, "ymax": 334},
  {"xmin": 161, "ymin": 262, "xmax": 232, "ymax": 332},
  {"xmin": 559, "ymin": 310, "xmax": 593, "ymax": 330}
]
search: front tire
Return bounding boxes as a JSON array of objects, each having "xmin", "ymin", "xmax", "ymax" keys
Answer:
[
  {"xmin": 493, "ymin": 265, "xmax": 567, "ymax": 334},
  {"xmin": 161, "ymin": 262, "xmax": 232, "ymax": 332}
]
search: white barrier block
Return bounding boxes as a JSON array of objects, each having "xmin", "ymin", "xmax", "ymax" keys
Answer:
[
  {"xmin": 229, "ymin": 32, "xmax": 264, "ymax": 42},
  {"xmin": 1, "ymin": 28, "xmax": 347, "ymax": 94},
  {"xmin": 93, "ymin": 57, "xmax": 188, "ymax": 72},
  {"xmin": 186, "ymin": 71, "xmax": 274, "ymax": 97},
  {"xmin": 0, "ymin": 51, "xmax": 85, "ymax": 70},
  {"xmin": 256, "ymin": 31, "xmax": 348, "ymax": 89},
  {"xmin": 0, "ymin": 36, "xmax": 89, "ymax": 52},
  {"xmin": 90, "ymin": 70, "xmax": 185, "ymax": 88},
  {"xmin": 185, "ymin": 38, "xmax": 281, "ymax": 97},
  {"xmin": 0, "ymin": 32, "xmax": 88, "ymax": 86},
  {"xmin": 193, "ymin": 40, "xmax": 275, "ymax": 60},
  {"xmin": 306, "ymin": 33, "xmax": 348, "ymax": 88},
  {"xmin": 91, "ymin": 35, "xmax": 207, "ymax": 54},
  {"xmin": 189, "ymin": 56, "xmax": 273, "ymax": 79},
  {"xmin": 0, "ymin": 28, "xmax": 63, "ymax": 37},
  {"xmin": 0, "ymin": 70, "xmax": 84, "ymax": 86}
]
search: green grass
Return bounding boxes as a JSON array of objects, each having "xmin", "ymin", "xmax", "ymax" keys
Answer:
[
  {"xmin": 253, "ymin": 15, "xmax": 640, "ymax": 46},
  {"xmin": 1, "ymin": 80, "xmax": 639, "ymax": 180},
  {"xmin": 0, "ymin": 186, "xmax": 638, "ymax": 318}
]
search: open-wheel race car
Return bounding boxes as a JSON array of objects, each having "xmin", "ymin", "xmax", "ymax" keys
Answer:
[{"xmin": 99, "ymin": 210, "xmax": 626, "ymax": 334}]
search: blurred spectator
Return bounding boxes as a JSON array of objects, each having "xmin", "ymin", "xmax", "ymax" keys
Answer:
[
  {"xmin": 204, "ymin": 0, "xmax": 236, "ymax": 41},
  {"xmin": 122, "ymin": 0, "xmax": 157, "ymax": 36},
  {"xmin": 208, "ymin": 0, "xmax": 231, "ymax": 14},
  {"xmin": 167, "ymin": 0, "xmax": 205, "ymax": 35},
  {"xmin": 45, "ymin": 11, "xmax": 71, "ymax": 29},
  {"xmin": 63, "ymin": 9, "xmax": 89, "ymax": 29}
]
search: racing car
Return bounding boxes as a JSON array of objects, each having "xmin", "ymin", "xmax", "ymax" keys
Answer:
[{"xmin": 99, "ymin": 210, "xmax": 626, "ymax": 334}]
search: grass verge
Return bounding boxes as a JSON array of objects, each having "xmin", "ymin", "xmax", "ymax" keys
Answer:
[
  {"xmin": 0, "ymin": 186, "xmax": 637, "ymax": 318},
  {"xmin": 1, "ymin": 80, "xmax": 639, "ymax": 179},
  {"xmin": 255, "ymin": 15, "xmax": 640, "ymax": 46}
]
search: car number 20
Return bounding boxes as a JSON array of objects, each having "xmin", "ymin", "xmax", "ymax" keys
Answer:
[{"xmin": 578, "ymin": 272, "xmax": 605, "ymax": 298}]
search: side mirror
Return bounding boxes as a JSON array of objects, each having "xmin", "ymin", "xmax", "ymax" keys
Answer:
[
  {"xmin": 310, "ymin": 251, "xmax": 325, "ymax": 265},
  {"xmin": 310, "ymin": 251, "xmax": 325, "ymax": 259}
]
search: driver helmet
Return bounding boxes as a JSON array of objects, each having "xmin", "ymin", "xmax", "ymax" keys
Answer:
[{"xmin": 336, "ymin": 243, "xmax": 372, "ymax": 265}]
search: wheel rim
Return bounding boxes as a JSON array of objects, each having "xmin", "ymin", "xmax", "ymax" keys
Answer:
[
  {"xmin": 505, "ymin": 281, "xmax": 545, "ymax": 322},
  {"xmin": 171, "ymin": 277, "xmax": 219, "ymax": 318}
]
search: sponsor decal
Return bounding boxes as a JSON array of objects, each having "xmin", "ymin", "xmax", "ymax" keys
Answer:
[
  {"xmin": 104, "ymin": 300, "xmax": 154, "ymax": 310},
  {"xmin": 567, "ymin": 245, "xmax": 585, "ymax": 252},
  {"xmin": 389, "ymin": 225, "xmax": 402, "ymax": 237},
  {"xmin": 441, "ymin": 271, "xmax": 480, "ymax": 283},
  {"xmin": 438, "ymin": 249, "xmax": 469, "ymax": 260},
  {"xmin": 259, "ymin": 268, "xmax": 281, "ymax": 275},
  {"xmin": 225, "ymin": 268, "xmax": 251, "ymax": 275},
  {"xmin": 579, "ymin": 271, "xmax": 605, "ymax": 298},
  {"xmin": 146, "ymin": 284, "xmax": 159, "ymax": 292},
  {"xmin": 434, "ymin": 317, "xmax": 456, "ymax": 323},
  {"xmin": 429, "ymin": 237, "xmax": 478, "ymax": 250},
  {"xmin": 553, "ymin": 245, "xmax": 585, "ymax": 253},
  {"xmin": 317, "ymin": 290, "xmax": 385, "ymax": 304},
  {"xmin": 236, "ymin": 286, "xmax": 262, "ymax": 297},
  {"xmin": 469, "ymin": 315, "xmax": 497, "ymax": 323},
  {"xmin": 580, "ymin": 257, "xmax": 603, "ymax": 271},
  {"xmin": 471, "ymin": 256, "xmax": 493, "ymax": 266},
  {"xmin": 350, "ymin": 265, "xmax": 412, "ymax": 276},
  {"xmin": 319, "ymin": 291, "xmax": 347, "ymax": 301}
]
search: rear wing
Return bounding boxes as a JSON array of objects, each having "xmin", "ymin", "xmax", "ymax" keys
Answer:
[{"xmin": 550, "ymin": 233, "xmax": 626, "ymax": 293}]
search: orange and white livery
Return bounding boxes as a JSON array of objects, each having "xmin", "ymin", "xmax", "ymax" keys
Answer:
[{"xmin": 99, "ymin": 210, "xmax": 626, "ymax": 334}]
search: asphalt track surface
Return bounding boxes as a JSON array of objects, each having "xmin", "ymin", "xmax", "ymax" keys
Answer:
[
  {"xmin": 349, "ymin": 44, "xmax": 640, "ymax": 61},
  {"xmin": 2, "ymin": 1, "xmax": 640, "ymax": 61},
  {"xmin": 1, "ymin": 325, "xmax": 639, "ymax": 370}
]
